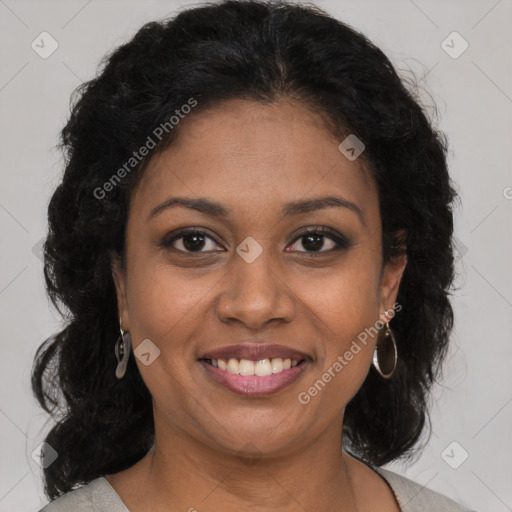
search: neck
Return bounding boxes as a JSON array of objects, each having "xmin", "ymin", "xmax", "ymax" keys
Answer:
[{"xmin": 125, "ymin": 414, "xmax": 361, "ymax": 512}]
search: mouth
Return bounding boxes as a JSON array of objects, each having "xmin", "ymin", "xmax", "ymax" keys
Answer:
[
  {"xmin": 201, "ymin": 356, "xmax": 305, "ymax": 374},
  {"xmin": 198, "ymin": 357, "xmax": 311, "ymax": 396}
]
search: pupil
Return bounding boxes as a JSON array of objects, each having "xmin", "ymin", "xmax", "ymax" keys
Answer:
[
  {"xmin": 184, "ymin": 232, "xmax": 206, "ymax": 251},
  {"xmin": 303, "ymin": 234, "xmax": 323, "ymax": 251}
]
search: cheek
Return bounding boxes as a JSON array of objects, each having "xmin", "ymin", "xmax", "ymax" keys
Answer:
[
  {"xmin": 312, "ymin": 258, "xmax": 381, "ymax": 337},
  {"xmin": 123, "ymin": 261, "xmax": 214, "ymax": 409},
  {"xmin": 125, "ymin": 257, "xmax": 214, "ymax": 356},
  {"xmin": 303, "ymin": 255, "xmax": 382, "ymax": 393}
]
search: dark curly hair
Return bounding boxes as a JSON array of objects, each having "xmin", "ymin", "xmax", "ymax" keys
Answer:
[{"xmin": 32, "ymin": 0, "xmax": 457, "ymax": 500}]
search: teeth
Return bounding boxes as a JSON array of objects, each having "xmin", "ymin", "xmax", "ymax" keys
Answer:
[
  {"xmin": 210, "ymin": 357, "xmax": 301, "ymax": 376},
  {"xmin": 270, "ymin": 358, "xmax": 283, "ymax": 373},
  {"xmin": 255, "ymin": 359, "xmax": 272, "ymax": 376},
  {"xmin": 238, "ymin": 359, "xmax": 255, "ymax": 376},
  {"xmin": 227, "ymin": 358, "xmax": 239, "ymax": 374}
]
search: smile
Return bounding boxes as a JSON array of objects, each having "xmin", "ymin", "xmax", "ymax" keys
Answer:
[{"xmin": 199, "ymin": 358, "xmax": 310, "ymax": 396}]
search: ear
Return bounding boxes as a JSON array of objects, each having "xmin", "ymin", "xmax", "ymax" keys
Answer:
[
  {"xmin": 111, "ymin": 254, "xmax": 130, "ymax": 330},
  {"xmin": 378, "ymin": 244, "xmax": 407, "ymax": 323}
]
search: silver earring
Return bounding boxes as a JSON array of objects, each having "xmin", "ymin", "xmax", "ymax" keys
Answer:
[
  {"xmin": 115, "ymin": 317, "xmax": 131, "ymax": 379},
  {"xmin": 372, "ymin": 322, "xmax": 397, "ymax": 379}
]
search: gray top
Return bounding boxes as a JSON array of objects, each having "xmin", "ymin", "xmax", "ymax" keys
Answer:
[{"xmin": 39, "ymin": 466, "xmax": 478, "ymax": 511}]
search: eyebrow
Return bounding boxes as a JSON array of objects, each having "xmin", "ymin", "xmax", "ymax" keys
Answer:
[{"xmin": 148, "ymin": 195, "xmax": 365, "ymax": 224}]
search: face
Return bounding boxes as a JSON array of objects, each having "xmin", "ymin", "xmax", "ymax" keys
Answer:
[{"xmin": 113, "ymin": 98, "xmax": 406, "ymax": 459}]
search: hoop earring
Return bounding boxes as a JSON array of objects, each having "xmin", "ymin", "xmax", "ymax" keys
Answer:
[
  {"xmin": 115, "ymin": 317, "xmax": 131, "ymax": 379},
  {"xmin": 372, "ymin": 322, "xmax": 397, "ymax": 379}
]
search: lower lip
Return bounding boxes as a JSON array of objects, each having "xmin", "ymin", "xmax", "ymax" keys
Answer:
[{"xmin": 199, "ymin": 360, "xmax": 310, "ymax": 396}]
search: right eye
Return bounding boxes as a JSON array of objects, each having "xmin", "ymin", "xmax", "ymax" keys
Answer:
[{"xmin": 159, "ymin": 228, "xmax": 224, "ymax": 254}]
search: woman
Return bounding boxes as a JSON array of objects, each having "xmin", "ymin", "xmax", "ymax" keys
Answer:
[{"xmin": 33, "ymin": 1, "xmax": 477, "ymax": 510}]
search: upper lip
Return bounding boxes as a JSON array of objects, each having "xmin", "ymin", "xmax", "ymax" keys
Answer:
[{"xmin": 200, "ymin": 342, "xmax": 312, "ymax": 362}]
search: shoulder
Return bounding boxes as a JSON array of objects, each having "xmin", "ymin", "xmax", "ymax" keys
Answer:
[
  {"xmin": 38, "ymin": 477, "xmax": 129, "ymax": 512},
  {"xmin": 374, "ymin": 466, "xmax": 479, "ymax": 512}
]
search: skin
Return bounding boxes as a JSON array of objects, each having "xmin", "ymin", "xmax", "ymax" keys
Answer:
[{"xmin": 109, "ymin": 98, "xmax": 407, "ymax": 512}]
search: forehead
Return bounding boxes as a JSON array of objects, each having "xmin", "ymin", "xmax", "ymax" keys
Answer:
[{"xmin": 130, "ymin": 98, "xmax": 378, "ymax": 223}]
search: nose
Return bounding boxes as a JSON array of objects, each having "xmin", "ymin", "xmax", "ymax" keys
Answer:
[{"xmin": 215, "ymin": 245, "xmax": 295, "ymax": 329}]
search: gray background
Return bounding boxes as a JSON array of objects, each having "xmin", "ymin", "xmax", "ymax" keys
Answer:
[{"xmin": 0, "ymin": 0, "xmax": 511, "ymax": 510}]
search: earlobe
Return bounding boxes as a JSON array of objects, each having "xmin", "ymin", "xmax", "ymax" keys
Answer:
[
  {"xmin": 111, "ymin": 256, "xmax": 130, "ymax": 329},
  {"xmin": 379, "ymin": 252, "xmax": 407, "ymax": 321}
]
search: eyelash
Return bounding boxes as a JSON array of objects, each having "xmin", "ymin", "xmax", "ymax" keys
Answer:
[{"xmin": 159, "ymin": 226, "xmax": 352, "ymax": 256}]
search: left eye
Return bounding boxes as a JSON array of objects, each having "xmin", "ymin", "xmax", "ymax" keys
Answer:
[{"xmin": 287, "ymin": 228, "xmax": 349, "ymax": 253}]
